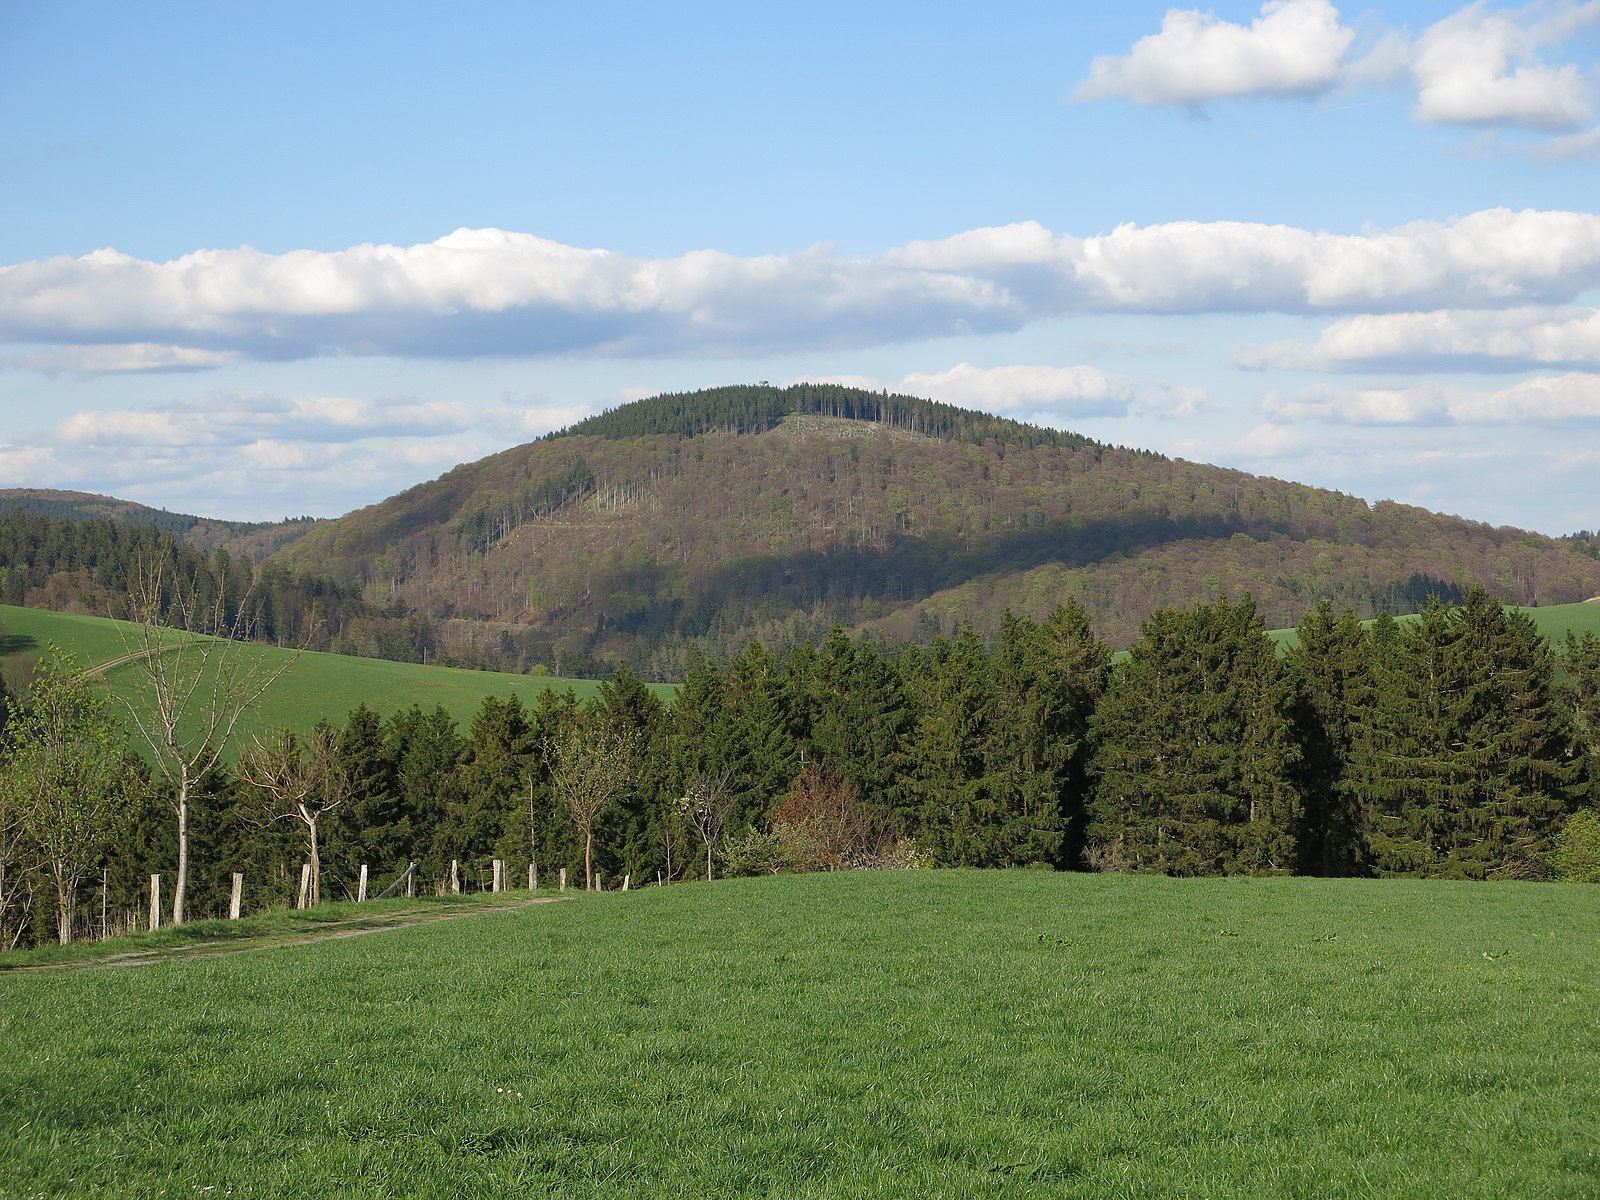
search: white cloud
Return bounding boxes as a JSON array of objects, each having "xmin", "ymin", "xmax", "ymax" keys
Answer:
[
  {"xmin": 1165, "ymin": 422, "xmax": 1313, "ymax": 466},
  {"xmin": 1071, "ymin": 0, "xmax": 1355, "ymax": 104},
  {"xmin": 1237, "ymin": 306, "xmax": 1600, "ymax": 370},
  {"xmin": 0, "ymin": 391, "xmax": 596, "ymax": 519},
  {"xmin": 1070, "ymin": 1, "xmax": 1600, "ymax": 147},
  {"xmin": 0, "ymin": 343, "xmax": 242, "ymax": 374},
  {"xmin": 1413, "ymin": 1, "xmax": 1600, "ymax": 129},
  {"xmin": 5, "ymin": 210, "xmax": 1600, "ymax": 369},
  {"xmin": 1264, "ymin": 372, "xmax": 1600, "ymax": 424},
  {"xmin": 795, "ymin": 362, "xmax": 1208, "ymax": 421}
]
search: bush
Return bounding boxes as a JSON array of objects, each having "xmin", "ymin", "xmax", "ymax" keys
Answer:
[{"xmin": 1551, "ymin": 809, "xmax": 1600, "ymax": 883}]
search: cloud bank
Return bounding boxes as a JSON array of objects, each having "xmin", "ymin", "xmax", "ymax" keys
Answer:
[
  {"xmin": 5, "ymin": 209, "xmax": 1600, "ymax": 371},
  {"xmin": 1237, "ymin": 306, "xmax": 1600, "ymax": 371},
  {"xmin": 1265, "ymin": 372, "xmax": 1600, "ymax": 424}
]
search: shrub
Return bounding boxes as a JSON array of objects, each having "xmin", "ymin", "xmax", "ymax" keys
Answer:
[{"xmin": 1551, "ymin": 809, "xmax": 1600, "ymax": 883}]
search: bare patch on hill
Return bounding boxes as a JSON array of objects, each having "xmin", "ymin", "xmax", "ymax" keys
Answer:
[{"xmin": 772, "ymin": 413, "xmax": 939, "ymax": 444}]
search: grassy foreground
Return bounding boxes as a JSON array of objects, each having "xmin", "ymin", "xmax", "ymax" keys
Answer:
[{"xmin": 1, "ymin": 871, "xmax": 1597, "ymax": 1198}]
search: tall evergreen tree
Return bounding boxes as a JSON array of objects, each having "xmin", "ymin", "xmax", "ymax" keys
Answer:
[
  {"xmin": 449, "ymin": 695, "xmax": 535, "ymax": 868},
  {"xmin": 903, "ymin": 628, "xmax": 995, "ymax": 864},
  {"xmin": 1087, "ymin": 597, "xmax": 1300, "ymax": 875},
  {"xmin": 1358, "ymin": 591, "xmax": 1581, "ymax": 877},
  {"xmin": 1560, "ymin": 630, "xmax": 1600, "ymax": 805},
  {"xmin": 988, "ymin": 603, "xmax": 1110, "ymax": 868},
  {"xmin": 1284, "ymin": 602, "xmax": 1371, "ymax": 875}
]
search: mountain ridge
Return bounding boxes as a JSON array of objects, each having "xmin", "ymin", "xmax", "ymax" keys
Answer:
[{"xmin": 263, "ymin": 385, "xmax": 1600, "ymax": 676}]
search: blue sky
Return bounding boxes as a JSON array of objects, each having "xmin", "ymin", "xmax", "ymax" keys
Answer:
[{"xmin": 1, "ymin": 1, "xmax": 1597, "ymax": 534}]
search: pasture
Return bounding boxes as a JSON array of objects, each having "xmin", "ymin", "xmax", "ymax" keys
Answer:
[
  {"xmin": 2, "ymin": 871, "xmax": 1596, "ymax": 1197},
  {"xmin": 0, "ymin": 605, "xmax": 670, "ymax": 752}
]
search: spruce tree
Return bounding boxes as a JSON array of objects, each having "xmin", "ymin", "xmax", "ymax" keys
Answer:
[
  {"xmin": 1284, "ymin": 602, "xmax": 1371, "ymax": 875},
  {"xmin": 1358, "ymin": 592, "xmax": 1581, "ymax": 877},
  {"xmin": 1087, "ymin": 597, "xmax": 1299, "ymax": 875}
]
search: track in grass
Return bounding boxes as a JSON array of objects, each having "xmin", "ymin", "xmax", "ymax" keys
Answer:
[{"xmin": 2, "ymin": 870, "xmax": 1597, "ymax": 1198}]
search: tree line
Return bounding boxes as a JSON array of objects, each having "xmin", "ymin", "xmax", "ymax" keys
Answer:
[{"xmin": 2, "ymin": 585, "xmax": 1599, "ymax": 948}]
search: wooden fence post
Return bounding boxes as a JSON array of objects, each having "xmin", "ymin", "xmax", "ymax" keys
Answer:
[
  {"xmin": 492, "ymin": 859, "xmax": 504, "ymax": 893},
  {"xmin": 596, "ymin": 871, "xmax": 603, "ymax": 892},
  {"xmin": 450, "ymin": 859, "xmax": 461, "ymax": 895},
  {"xmin": 407, "ymin": 863, "xmax": 416, "ymax": 898},
  {"xmin": 297, "ymin": 863, "xmax": 312, "ymax": 910},
  {"xmin": 358, "ymin": 864, "xmax": 368, "ymax": 903},
  {"xmin": 559, "ymin": 868, "xmax": 567, "ymax": 892},
  {"xmin": 229, "ymin": 873, "xmax": 244, "ymax": 920},
  {"xmin": 149, "ymin": 874, "xmax": 160, "ymax": 932}
]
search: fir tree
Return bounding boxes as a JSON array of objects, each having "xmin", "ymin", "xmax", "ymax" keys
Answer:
[{"xmin": 1087, "ymin": 597, "xmax": 1300, "ymax": 875}]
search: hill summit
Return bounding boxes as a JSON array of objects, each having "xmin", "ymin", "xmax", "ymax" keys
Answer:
[{"xmin": 274, "ymin": 383, "xmax": 1600, "ymax": 678}]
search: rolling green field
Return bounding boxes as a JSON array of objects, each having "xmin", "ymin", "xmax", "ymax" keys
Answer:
[
  {"xmin": 0, "ymin": 605, "xmax": 671, "ymax": 750},
  {"xmin": 1262, "ymin": 598, "xmax": 1600, "ymax": 650},
  {"xmin": 2, "ymin": 871, "xmax": 1596, "ymax": 1198}
]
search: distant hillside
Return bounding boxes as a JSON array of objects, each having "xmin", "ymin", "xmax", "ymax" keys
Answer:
[
  {"xmin": 0, "ymin": 488, "xmax": 321, "ymax": 560},
  {"xmin": 273, "ymin": 384, "xmax": 1600, "ymax": 678}
]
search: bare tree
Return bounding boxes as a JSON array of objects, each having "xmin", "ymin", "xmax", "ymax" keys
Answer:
[
  {"xmin": 237, "ymin": 723, "xmax": 345, "ymax": 907},
  {"xmin": 112, "ymin": 555, "xmax": 303, "ymax": 925},
  {"xmin": 3, "ymin": 650, "xmax": 135, "ymax": 944},
  {"xmin": 678, "ymin": 769, "xmax": 736, "ymax": 881},
  {"xmin": 546, "ymin": 717, "xmax": 641, "ymax": 890}
]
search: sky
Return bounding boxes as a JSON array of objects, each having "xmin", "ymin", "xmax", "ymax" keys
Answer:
[{"xmin": 1, "ymin": 1, "xmax": 1598, "ymax": 534}]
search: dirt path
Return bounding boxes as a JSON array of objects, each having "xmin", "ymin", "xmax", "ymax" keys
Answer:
[{"xmin": 5, "ymin": 896, "xmax": 568, "ymax": 972}]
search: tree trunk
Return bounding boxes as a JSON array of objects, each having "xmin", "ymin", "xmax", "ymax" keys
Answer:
[
  {"xmin": 174, "ymin": 772, "xmax": 190, "ymax": 926},
  {"xmin": 584, "ymin": 829, "xmax": 593, "ymax": 890},
  {"xmin": 706, "ymin": 843, "xmax": 714, "ymax": 882},
  {"xmin": 308, "ymin": 817, "xmax": 320, "ymax": 907},
  {"xmin": 55, "ymin": 874, "xmax": 73, "ymax": 946}
]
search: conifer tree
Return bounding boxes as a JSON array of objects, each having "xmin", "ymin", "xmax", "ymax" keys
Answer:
[
  {"xmin": 903, "ymin": 628, "xmax": 995, "ymax": 864},
  {"xmin": 1285, "ymin": 602, "xmax": 1371, "ymax": 875},
  {"xmin": 1086, "ymin": 597, "xmax": 1300, "ymax": 874},
  {"xmin": 987, "ymin": 603, "xmax": 1110, "ymax": 868},
  {"xmin": 1358, "ymin": 591, "xmax": 1581, "ymax": 876}
]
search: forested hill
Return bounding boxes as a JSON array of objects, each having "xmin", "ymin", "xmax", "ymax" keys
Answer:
[
  {"xmin": 550, "ymin": 382, "xmax": 1106, "ymax": 454},
  {"xmin": 272, "ymin": 384, "xmax": 1600, "ymax": 679},
  {"xmin": 0, "ymin": 488, "xmax": 319, "ymax": 560}
]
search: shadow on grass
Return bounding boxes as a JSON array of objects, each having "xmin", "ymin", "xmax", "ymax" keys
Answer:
[{"xmin": 0, "ymin": 633, "xmax": 38, "ymax": 654}]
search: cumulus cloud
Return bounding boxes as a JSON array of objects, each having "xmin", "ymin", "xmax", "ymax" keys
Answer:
[
  {"xmin": 1071, "ymin": 0, "xmax": 1355, "ymax": 104},
  {"xmin": 5, "ymin": 209, "xmax": 1600, "ymax": 370},
  {"xmin": 1413, "ymin": 1, "xmax": 1600, "ymax": 129},
  {"xmin": 1237, "ymin": 306, "xmax": 1600, "ymax": 370},
  {"xmin": 0, "ymin": 391, "xmax": 595, "ymax": 519},
  {"xmin": 1264, "ymin": 372, "xmax": 1600, "ymax": 424},
  {"xmin": 1071, "ymin": 1, "xmax": 1600, "ymax": 148},
  {"xmin": 796, "ymin": 362, "xmax": 1206, "ymax": 420}
]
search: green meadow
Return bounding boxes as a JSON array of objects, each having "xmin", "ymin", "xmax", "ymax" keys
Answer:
[
  {"xmin": 2, "ymin": 871, "xmax": 1597, "ymax": 1198},
  {"xmin": 0, "ymin": 605, "xmax": 672, "ymax": 752}
]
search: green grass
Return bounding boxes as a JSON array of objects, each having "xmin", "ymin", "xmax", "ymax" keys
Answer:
[
  {"xmin": 0, "ymin": 605, "xmax": 673, "ymax": 750},
  {"xmin": 2, "ymin": 871, "xmax": 1596, "ymax": 1197},
  {"xmin": 0, "ymin": 893, "xmax": 537, "ymax": 970},
  {"xmin": 1266, "ymin": 598, "xmax": 1600, "ymax": 651}
]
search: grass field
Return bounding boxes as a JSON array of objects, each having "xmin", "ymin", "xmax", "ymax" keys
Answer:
[
  {"xmin": 2, "ymin": 871, "xmax": 1596, "ymax": 1198},
  {"xmin": 1262, "ymin": 598, "xmax": 1600, "ymax": 651},
  {"xmin": 0, "ymin": 605, "xmax": 672, "ymax": 751}
]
